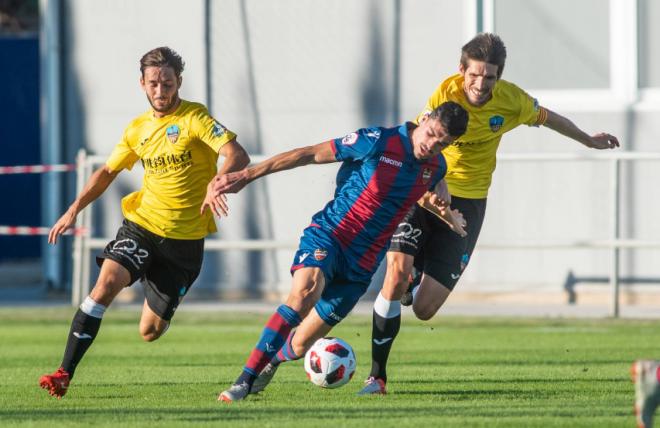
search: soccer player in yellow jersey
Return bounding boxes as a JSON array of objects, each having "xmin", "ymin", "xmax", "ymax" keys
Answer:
[
  {"xmin": 360, "ymin": 33, "xmax": 620, "ymax": 395},
  {"xmin": 39, "ymin": 47, "xmax": 249, "ymax": 398}
]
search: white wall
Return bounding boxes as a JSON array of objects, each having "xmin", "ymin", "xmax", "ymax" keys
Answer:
[{"xmin": 58, "ymin": 0, "xmax": 660, "ymax": 299}]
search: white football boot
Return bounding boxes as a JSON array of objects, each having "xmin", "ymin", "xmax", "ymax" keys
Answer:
[
  {"xmin": 218, "ymin": 382, "xmax": 251, "ymax": 403},
  {"xmin": 357, "ymin": 376, "xmax": 387, "ymax": 395},
  {"xmin": 632, "ymin": 360, "xmax": 660, "ymax": 428},
  {"xmin": 250, "ymin": 363, "xmax": 279, "ymax": 394}
]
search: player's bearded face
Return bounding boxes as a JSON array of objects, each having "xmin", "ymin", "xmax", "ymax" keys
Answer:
[
  {"xmin": 141, "ymin": 66, "xmax": 181, "ymax": 115},
  {"xmin": 460, "ymin": 59, "xmax": 499, "ymax": 106},
  {"xmin": 412, "ymin": 117, "xmax": 453, "ymax": 160}
]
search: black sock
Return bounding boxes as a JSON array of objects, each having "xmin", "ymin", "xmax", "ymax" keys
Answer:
[
  {"xmin": 369, "ymin": 310, "xmax": 401, "ymax": 383},
  {"xmin": 235, "ymin": 370, "xmax": 256, "ymax": 387},
  {"xmin": 61, "ymin": 309, "xmax": 102, "ymax": 379}
]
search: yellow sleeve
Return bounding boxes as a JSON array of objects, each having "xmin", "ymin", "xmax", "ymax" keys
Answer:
[
  {"xmin": 517, "ymin": 89, "xmax": 548, "ymax": 127},
  {"xmin": 189, "ymin": 106, "xmax": 238, "ymax": 153},
  {"xmin": 106, "ymin": 131, "xmax": 140, "ymax": 172}
]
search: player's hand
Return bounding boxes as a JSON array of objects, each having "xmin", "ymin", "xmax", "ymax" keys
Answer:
[
  {"xmin": 432, "ymin": 180, "xmax": 451, "ymax": 209},
  {"xmin": 201, "ymin": 191, "xmax": 229, "ymax": 218},
  {"xmin": 201, "ymin": 181, "xmax": 230, "ymax": 217},
  {"xmin": 48, "ymin": 209, "xmax": 77, "ymax": 245},
  {"xmin": 586, "ymin": 133, "xmax": 619, "ymax": 150},
  {"xmin": 427, "ymin": 192, "xmax": 449, "ymax": 216},
  {"xmin": 447, "ymin": 208, "xmax": 467, "ymax": 237}
]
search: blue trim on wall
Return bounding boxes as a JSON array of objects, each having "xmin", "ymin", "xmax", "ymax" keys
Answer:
[{"xmin": 0, "ymin": 36, "xmax": 41, "ymax": 260}]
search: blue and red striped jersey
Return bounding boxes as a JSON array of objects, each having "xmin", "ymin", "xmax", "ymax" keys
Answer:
[{"xmin": 310, "ymin": 123, "xmax": 447, "ymax": 276}]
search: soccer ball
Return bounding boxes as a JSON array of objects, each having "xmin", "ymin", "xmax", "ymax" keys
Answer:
[{"xmin": 303, "ymin": 337, "xmax": 357, "ymax": 389}]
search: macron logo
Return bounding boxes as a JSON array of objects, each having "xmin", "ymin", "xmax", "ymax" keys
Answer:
[
  {"xmin": 379, "ymin": 156, "xmax": 402, "ymax": 168},
  {"xmin": 298, "ymin": 253, "xmax": 310, "ymax": 263}
]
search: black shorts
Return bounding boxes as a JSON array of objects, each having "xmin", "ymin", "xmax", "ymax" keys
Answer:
[
  {"xmin": 97, "ymin": 219, "xmax": 204, "ymax": 321},
  {"xmin": 388, "ymin": 196, "xmax": 486, "ymax": 290}
]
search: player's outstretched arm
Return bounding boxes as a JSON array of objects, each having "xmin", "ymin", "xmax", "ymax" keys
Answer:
[
  {"xmin": 202, "ymin": 139, "xmax": 251, "ymax": 217},
  {"xmin": 48, "ymin": 165, "xmax": 119, "ymax": 244},
  {"xmin": 202, "ymin": 141, "xmax": 337, "ymax": 217},
  {"xmin": 543, "ymin": 109, "xmax": 620, "ymax": 150},
  {"xmin": 417, "ymin": 192, "xmax": 467, "ymax": 237}
]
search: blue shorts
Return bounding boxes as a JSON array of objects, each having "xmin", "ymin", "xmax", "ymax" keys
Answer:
[{"xmin": 290, "ymin": 225, "xmax": 371, "ymax": 326}]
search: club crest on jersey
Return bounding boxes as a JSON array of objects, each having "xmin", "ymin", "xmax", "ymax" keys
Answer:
[
  {"xmin": 212, "ymin": 120, "xmax": 227, "ymax": 137},
  {"xmin": 489, "ymin": 115, "xmax": 504, "ymax": 132},
  {"xmin": 422, "ymin": 168, "xmax": 433, "ymax": 184},
  {"xmin": 314, "ymin": 248, "xmax": 328, "ymax": 261},
  {"xmin": 341, "ymin": 132, "xmax": 358, "ymax": 146},
  {"xmin": 166, "ymin": 125, "xmax": 180, "ymax": 143}
]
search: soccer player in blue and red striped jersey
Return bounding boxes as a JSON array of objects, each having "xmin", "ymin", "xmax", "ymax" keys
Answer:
[{"xmin": 202, "ymin": 102, "xmax": 469, "ymax": 402}]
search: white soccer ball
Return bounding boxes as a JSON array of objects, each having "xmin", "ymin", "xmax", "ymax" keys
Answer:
[{"xmin": 303, "ymin": 337, "xmax": 357, "ymax": 389}]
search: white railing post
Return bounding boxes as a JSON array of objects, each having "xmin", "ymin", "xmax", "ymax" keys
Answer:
[
  {"xmin": 80, "ymin": 155, "xmax": 95, "ymax": 302},
  {"xmin": 71, "ymin": 148, "xmax": 87, "ymax": 306},
  {"xmin": 610, "ymin": 158, "xmax": 621, "ymax": 318}
]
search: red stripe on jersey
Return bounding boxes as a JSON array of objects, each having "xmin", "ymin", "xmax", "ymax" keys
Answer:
[
  {"xmin": 356, "ymin": 170, "xmax": 435, "ymax": 272},
  {"xmin": 331, "ymin": 135, "xmax": 403, "ymax": 254},
  {"xmin": 356, "ymin": 157, "xmax": 441, "ymax": 272}
]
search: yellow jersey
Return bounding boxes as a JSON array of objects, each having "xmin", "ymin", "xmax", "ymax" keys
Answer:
[
  {"xmin": 106, "ymin": 100, "xmax": 237, "ymax": 239},
  {"xmin": 416, "ymin": 74, "xmax": 547, "ymax": 199}
]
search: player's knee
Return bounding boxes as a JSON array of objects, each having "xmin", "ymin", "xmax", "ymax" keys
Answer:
[
  {"xmin": 140, "ymin": 329, "xmax": 160, "ymax": 342},
  {"xmin": 291, "ymin": 339, "xmax": 312, "ymax": 358},
  {"xmin": 417, "ymin": 312, "xmax": 434, "ymax": 321},
  {"xmin": 392, "ymin": 271, "xmax": 410, "ymax": 289},
  {"xmin": 414, "ymin": 309, "xmax": 435, "ymax": 321},
  {"xmin": 291, "ymin": 331, "xmax": 324, "ymax": 358},
  {"xmin": 286, "ymin": 291, "xmax": 316, "ymax": 314},
  {"xmin": 91, "ymin": 279, "xmax": 122, "ymax": 302},
  {"xmin": 383, "ymin": 266, "xmax": 411, "ymax": 299},
  {"xmin": 287, "ymin": 274, "xmax": 324, "ymax": 313},
  {"xmin": 412, "ymin": 302, "xmax": 439, "ymax": 321},
  {"xmin": 94, "ymin": 262, "xmax": 131, "ymax": 297},
  {"xmin": 140, "ymin": 324, "xmax": 167, "ymax": 342}
]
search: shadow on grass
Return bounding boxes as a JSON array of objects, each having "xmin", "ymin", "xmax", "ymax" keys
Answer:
[
  {"xmin": 402, "ymin": 358, "xmax": 633, "ymax": 367},
  {"xmin": 0, "ymin": 403, "xmax": 630, "ymax": 423},
  {"xmin": 395, "ymin": 377, "xmax": 625, "ymax": 385}
]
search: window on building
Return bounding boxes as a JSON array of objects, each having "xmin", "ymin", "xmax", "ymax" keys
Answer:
[
  {"xmin": 638, "ymin": 0, "xmax": 660, "ymax": 89},
  {"xmin": 493, "ymin": 0, "xmax": 609, "ymax": 90}
]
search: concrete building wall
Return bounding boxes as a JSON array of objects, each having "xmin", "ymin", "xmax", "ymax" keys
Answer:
[{"xmin": 57, "ymin": 0, "xmax": 660, "ymax": 300}]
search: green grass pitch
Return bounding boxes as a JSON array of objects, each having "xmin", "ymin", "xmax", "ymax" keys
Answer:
[{"xmin": 0, "ymin": 307, "xmax": 657, "ymax": 427}]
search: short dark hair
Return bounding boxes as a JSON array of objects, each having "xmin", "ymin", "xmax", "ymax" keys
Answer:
[
  {"xmin": 140, "ymin": 47, "xmax": 185, "ymax": 77},
  {"xmin": 460, "ymin": 33, "xmax": 507, "ymax": 78},
  {"xmin": 428, "ymin": 101, "xmax": 468, "ymax": 138}
]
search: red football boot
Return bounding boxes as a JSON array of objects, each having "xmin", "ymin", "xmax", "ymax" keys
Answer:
[{"xmin": 39, "ymin": 367, "xmax": 70, "ymax": 398}]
